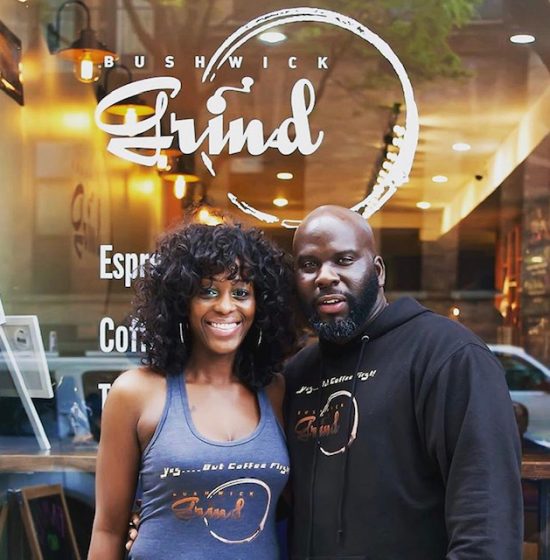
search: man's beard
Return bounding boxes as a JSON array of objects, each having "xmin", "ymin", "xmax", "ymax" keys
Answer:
[{"xmin": 303, "ymin": 270, "xmax": 380, "ymax": 343}]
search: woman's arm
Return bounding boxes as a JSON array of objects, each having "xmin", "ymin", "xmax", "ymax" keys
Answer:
[{"xmin": 88, "ymin": 370, "xmax": 143, "ymax": 560}]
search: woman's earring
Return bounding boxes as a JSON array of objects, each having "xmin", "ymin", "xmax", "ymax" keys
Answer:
[
  {"xmin": 179, "ymin": 322, "xmax": 185, "ymax": 344},
  {"xmin": 257, "ymin": 329, "xmax": 263, "ymax": 347}
]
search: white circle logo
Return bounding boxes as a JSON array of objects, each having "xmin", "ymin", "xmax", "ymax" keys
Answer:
[{"xmin": 202, "ymin": 7, "xmax": 419, "ymax": 226}]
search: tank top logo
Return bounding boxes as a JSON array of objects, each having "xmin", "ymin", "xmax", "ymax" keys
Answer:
[{"xmin": 170, "ymin": 478, "xmax": 271, "ymax": 544}]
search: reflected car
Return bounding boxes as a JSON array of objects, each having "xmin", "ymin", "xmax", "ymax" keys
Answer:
[
  {"xmin": 0, "ymin": 352, "xmax": 139, "ymax": 444},
  {"xmin": 488, "ymin": 344, "xmax": 550, "ymax": 448}
]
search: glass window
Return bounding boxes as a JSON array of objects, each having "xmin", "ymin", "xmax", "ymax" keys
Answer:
[{"xmin": 82, "ymin": 370, "xmax": 121, "ymax": 441}]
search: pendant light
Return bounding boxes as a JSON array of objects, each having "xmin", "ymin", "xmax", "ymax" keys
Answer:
[{"xmin": 47, "ymin": 1, "xmax": 118, "ymax": 84}]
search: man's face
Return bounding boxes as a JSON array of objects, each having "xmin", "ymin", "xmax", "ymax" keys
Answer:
[{"xmin": 294, "ymin": 216, "xmax": 384, "ymax": 342}]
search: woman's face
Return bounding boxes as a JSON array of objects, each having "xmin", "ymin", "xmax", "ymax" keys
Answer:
[{"xmin": 188, "ymin": 272, "xmax": 256, "ymax": 359}]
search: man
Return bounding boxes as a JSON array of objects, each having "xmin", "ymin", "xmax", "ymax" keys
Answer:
[
  {"xmin": 127, "ymin": 205, "xmax": 523, "ymax": 558},
  {"xmin": 284, "ymin": 205, "xmax": 522, "ymax": 559}
]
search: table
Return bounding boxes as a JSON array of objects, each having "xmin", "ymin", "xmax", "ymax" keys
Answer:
[{"xmin": 0, "ymin": 438, "xmax": 96, "ymax": 473}]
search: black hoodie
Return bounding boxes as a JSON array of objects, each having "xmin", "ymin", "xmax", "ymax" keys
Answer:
[{"xmin": 284, "ymin": 297, "xmax": 522, "ymax": 560}]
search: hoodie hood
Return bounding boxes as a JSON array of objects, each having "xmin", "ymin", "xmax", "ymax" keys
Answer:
[
  {"xmin": 364, "ymin": 296, "xmax": 431, "ymax": 338},
  {"xmin": 320, "ymin": 296, "xmax": 431, "ymax": 356}
]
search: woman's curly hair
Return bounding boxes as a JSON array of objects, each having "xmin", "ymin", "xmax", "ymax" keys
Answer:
[{"xmin": 132, "ymin": 223, "xmax": 296, "ymax": 388}]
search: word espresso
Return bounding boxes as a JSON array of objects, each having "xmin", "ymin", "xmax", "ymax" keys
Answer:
[
  {"xmin": 99, "ymin": 244, "xmax": 153, "ymax": 288},
  {"xmin": 94, "ymin": 76, "xmax": 324, "ymax": 174}
]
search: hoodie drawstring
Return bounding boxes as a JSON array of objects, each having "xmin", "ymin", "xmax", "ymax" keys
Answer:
[
  {"xmin": 336, "ymin": 334, "xmax": 370, "ymax": 544},
  {"xmin": 305, "ymin": 334, "xmax": 370, "ymax": 558},
  {"xmin": 306, "ymin": 360, "xmax": 326, "ymax": 559}
]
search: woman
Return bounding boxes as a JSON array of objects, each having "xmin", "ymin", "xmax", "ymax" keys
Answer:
[{"xmin": 88, "ymin": 223, "xmax": 296, "ymax": 560}]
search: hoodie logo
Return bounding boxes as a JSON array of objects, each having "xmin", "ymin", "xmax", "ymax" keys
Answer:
[
  {"xmin": 294, "ymin": 390, "xmax": 359, "ymax": 456},
  {"xmin": 295, "ymin": 370, "xmax": 376, "ymax": 395},
  {"xmin": 357, "ymin": 370, "xmax": 377, "ymax": 381}
]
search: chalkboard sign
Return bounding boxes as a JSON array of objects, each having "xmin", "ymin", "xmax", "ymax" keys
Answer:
[
  {"xmin": 17, "ymin": 484, "xmax": 80, "ymax": 560},
  {"xmin": 0, "ymin": 503, "xmax": 7, "ymax": 544}
]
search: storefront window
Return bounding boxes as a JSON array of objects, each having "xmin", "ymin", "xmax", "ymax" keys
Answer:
[{"xmin": 0, "ymin": 0, "xmax": 548, "ymax": 558}]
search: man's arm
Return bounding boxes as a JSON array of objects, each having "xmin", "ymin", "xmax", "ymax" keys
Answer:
[{"xmin": 419, "ymin": 343, "xmax": 523, "ymax": 560}]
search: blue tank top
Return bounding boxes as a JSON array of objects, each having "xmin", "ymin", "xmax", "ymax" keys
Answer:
[{"xmin": 130, "ymin": 373, "xmax": 290, "ymax": 560}]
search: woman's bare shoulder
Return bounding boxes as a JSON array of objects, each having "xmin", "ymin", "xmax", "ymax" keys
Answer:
[{"xmin": 110, "ymin": 366, "xmax": 166, "ymax": 401}]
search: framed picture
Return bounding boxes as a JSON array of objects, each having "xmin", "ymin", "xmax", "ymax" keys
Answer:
[
  {"xmin": 0, "ymin": 316, "xmax": 53, "ymax": 398},
  {"xmin": 0, "ymin": 19, "xmax": 23, "ymax": 106},
  {"xmin": 17, "ymin": 484, "xmax": 81, "ymax": 560}
]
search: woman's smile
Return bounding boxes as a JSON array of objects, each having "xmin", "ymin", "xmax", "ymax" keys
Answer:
[
  {"xmin": 204, "ymin": 319, "xmax": 243, "ymax": 337},
  {"xmin": 189, "ymin": 274, "xmax": 256, "ymax": 357}
]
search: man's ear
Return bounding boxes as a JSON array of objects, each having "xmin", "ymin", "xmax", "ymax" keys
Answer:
[{"xmin": 374, "ymin": 256, "xmax": 386, "ymax": 287}]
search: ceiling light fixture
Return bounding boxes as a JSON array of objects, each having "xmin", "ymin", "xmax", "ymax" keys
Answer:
[
  {"xmin": 96, "ymin": 64, "xmax": 155, "ymax": 123},
  {"xmin": 432, "ymin": 175, "xmax": 448, "ymax": 183},
  {"xmin": 392, "ymin": 137, "xmax": 403, "ymax": 148},
  {"xmin": 160, "ymin": 155, "xmax": 200, "ymax": 184},
  {"xmin": 510, "ymin": 34, "xmax": 535, "ymax": 44},
  {"xmin": 196, "ymin": 206, "xmax": 224, "ymax": 226},
  {"xmin": 273, "ymin": 197, "xmax": 288, "ymax": 207},
  {"xmin": 363, "ymin": 104, "xmax": 404, "ymax": 202},
  {"xmin": 452, "ymin": 142, "xmax": 471, "ymax": 152},
  {"xmin": 416, "ymin": 201, "xmax": 431, "ymax": 210},
  {"xmin": 132, "ymin": 179, "xmax": 155, "ymax": 196},
  {"xmin": 259, "ymin": 31, "xmax": 287, "ymax": 44},
  {"xmin": 61, "ymin": 111, "xmax": 91, "ymax": 131},
  {"xmin": 393, "ymin": 124, "xmax": 406, "ymax": 137},
  {"xmin": 157, "ymin": 153, "xmax": 170, "ymax": 171},
  {"xmin": 124, "ymin": 107, "xmax": 138, "ymax": 126},
  {"xmin": 276, "ymin": 172, "xmax": 293, "ymax": 180},
  {"xmin": 174, "ymin": 176, "xmax": 186, "ymax": 200},
  {"xmin": 47, "ymin": 1, "xmax": 118, "ymax": 83}
]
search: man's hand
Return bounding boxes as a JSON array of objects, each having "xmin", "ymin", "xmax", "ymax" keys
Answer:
[{"xmin": 125, "ymin": 508, "xmax": 141, "ymax": 552}]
